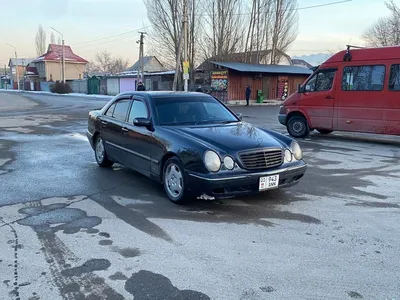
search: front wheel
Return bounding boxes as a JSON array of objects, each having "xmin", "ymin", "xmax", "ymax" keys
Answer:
[
  {"xmin": 317, "ymin": 129, "xmax": 333, "ymax": 134},
  {"xmin": 163, "ymin": 157, "xmax": 188, "ymax": 204},
  {"xmin": 287, "ymin": 116, "xmax": 310, "ymax": 138},
  {"xmin": 94, "ymin": 135, "xmax": 114, "ymax": 167}
]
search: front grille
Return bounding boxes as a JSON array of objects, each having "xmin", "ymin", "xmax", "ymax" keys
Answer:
[{"xmin": 239, "ymin": 148, "xmax": 283, "ymax": 170}]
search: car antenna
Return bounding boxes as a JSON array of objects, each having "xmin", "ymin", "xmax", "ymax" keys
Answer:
[{"xmin": 343, "ymin": 44, "xmax": 366, "ymax": 62}]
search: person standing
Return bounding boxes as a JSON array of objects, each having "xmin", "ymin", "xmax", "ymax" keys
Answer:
[
  {"xmin": 137, "ymin": 81, "xmax": 146, "ymax": 91},
  {"xmin": 245, "ymin": 85, "xmax": 251, "ymax": 106}
]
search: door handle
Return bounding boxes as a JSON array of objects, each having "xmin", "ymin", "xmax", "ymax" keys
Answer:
[
  {"xmin": 121, "ymin": 127, "xmax": 129, "ymax": 133},
  {"xmin": 101, "ymin": 121, "xmax": 108, "ymax": 126},
  {"xmin": 325, "ymin": 96, "xmax": 334, "ymax": 100}
]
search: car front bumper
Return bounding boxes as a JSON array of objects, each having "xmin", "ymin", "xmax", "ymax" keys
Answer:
[
  {"xmin": 278, "ymin": 114, "xmax": 287, "ymax": 126},
  {"xmin": 186, "ymin": 161, "xmax": 307, "ymax": 200}
]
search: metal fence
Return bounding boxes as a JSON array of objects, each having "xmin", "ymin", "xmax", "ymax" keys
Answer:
[{"xmin": 70, "ymin": 80, "xmax": 88, "ymax": 94}]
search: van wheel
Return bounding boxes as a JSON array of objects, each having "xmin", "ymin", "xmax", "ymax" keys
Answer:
[
  {"xmin": 317, "ymin": 129, "xmax": 333, "ymax": 134},
  {"xmin": 287, "ymin": 116, "xmax": 309, "ymax": 138}
]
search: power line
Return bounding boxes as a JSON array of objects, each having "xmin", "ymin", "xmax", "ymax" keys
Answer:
[
  {"xmin": 71, "ymin": 25, "xmax": 151, "ymax": 46},
  {"xmin": 190, "ymin": 0, "xmax": 352, "ymax": 17}
]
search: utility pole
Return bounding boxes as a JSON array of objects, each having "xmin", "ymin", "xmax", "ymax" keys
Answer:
[
  {"xmin": 51, "ymin": 27, "xmax": 65, "ymax": 83},
  {"xmin": 137, "ymin": 32, "xmax": 146, "ymax": 85},
  {"xmin": 7, "ymin": 43, "xmax": 19, "ymax": 90},
  {"xmin": 4, "ymin": 64, "xmax": 7, "ymax": 90},
  {"xmin": 173, "ymin": 25, "xmax": 184, "ymax": 92},
  {"xmin": 183, "ymin": 0, "xmax": 189, "ymax": 92}
]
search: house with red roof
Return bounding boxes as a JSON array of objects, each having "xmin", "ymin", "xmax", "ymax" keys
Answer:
[{"xmin": 31, "ymin": 44, "xmax": 88, "ymax": 82}]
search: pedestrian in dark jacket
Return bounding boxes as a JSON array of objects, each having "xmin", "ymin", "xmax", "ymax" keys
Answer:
[
  {"xmin": 245, "ymin": 85, "xmax": 251, "ymax": 105},
  {"xmin": 137, "ymin": 81, "xmax": 146, "ymax": 91}
]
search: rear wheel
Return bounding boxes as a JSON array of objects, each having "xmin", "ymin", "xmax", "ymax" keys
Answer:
[
  {"xmin": 94, "ymin": 135, "xmax": 114, "ymax": 167},
  {"xmin": 287, "ymin": 115, "xmax": 309, "ymax": 138},
  {"xmin": 317, "ymin": 129, "xmax": 333, "ymax": 134},
  {"xmin": 163, "ymin": 157, "xmax": 188, "ymax": 204}
]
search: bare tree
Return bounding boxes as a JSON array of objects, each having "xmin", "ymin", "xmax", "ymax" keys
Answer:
[
  {"xmin": 90, "ymin": 50, "xmax": 129, "ymax": 74},
  {"xmin": 363, "ymin": 0, "xmax": 400, "ymax": 47},
  {"xmin": 144, "ymin": 0, "xmax": 200, "ymax": 90},
  {"xmin": 50, "ymin": 32, "xmax": 56, "ymax": 44},
  {"xmin": 200, "ymin": 0, "xmax": 244, "ymax": 60},
  {"xmin": 35, "ymin": 24, "xmax": 47, "ymax": 56},
  {"xmin": 269, "ymin": 0, "xmax": 299, "ymax": 64}
]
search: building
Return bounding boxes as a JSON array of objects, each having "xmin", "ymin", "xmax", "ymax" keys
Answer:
[
  {"xmin": 125, "ymin": 56, "xmax": 166, "ymax": 73},
  {"xmin": 198, "ymin": 50, "xmax": 293, "ymax": 71},
  {"xmin": 8, "ymin": 58, "xmax": 32, "ymax": 89},
  {"xmin": 199, "ymin": 61, "xmax": 313, "ymax": 102},
  {"xmin": 292, "ymin": 59, "xmax": 314, "ymax": 69},
  {"xmin": 31, "ymin": 44, "xmax": 88, "ymax": 82}
]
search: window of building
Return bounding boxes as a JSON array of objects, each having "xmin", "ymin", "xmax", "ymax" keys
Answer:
[
  {"xmin": 305, "ymin": 70, "xmax": 335, "ymax": 92},
  {"xmin": 342, "ymin": 65, "xmax": 385, "ymax": 91},
  {"xmin": 128, "ymin": 100, "xmax": 148, "ymax": 123},
  {"xmin": 389, "ymin": 64, "xmax": 400, "ymax": 91},
  {"xmin": 112, "ymin": 100, "xmax": 131, "ymax": 121}
]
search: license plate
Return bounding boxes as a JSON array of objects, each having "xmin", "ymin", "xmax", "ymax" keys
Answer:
[{"xmin": 259, "ymin": 175, "xmax": 279, "ymax": 191}]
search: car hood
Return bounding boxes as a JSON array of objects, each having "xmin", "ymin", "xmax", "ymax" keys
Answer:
[{"xmin": 173, "ymin": 122, "xmax": 285, "ymax": 152}]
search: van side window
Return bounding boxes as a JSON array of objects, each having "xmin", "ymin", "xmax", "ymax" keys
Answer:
[
  {"xmin": 389, "ymin": 64, "xmax": 400, "ymax": 91},
  {"xmin": 342, "ymin": 65, "xmax": 385, "ymax": 91},
  {"xmin": 305, "ymin": 71, "xmax": 335, "ymax": 92}
]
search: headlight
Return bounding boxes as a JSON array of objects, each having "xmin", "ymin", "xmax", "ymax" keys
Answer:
[
  {"xmin": 223, "ymin": 156, "xmax": 235, "ymax": 170},
  {"xmin": 290, "ymin": 141, "xmax": 303, "ymax": 160},
  {"xmin": 204, "ymin": 150, "xmax": 221, "ymax": 172},
  {"xmin": 284, "ymin": 149, "xmax": 292, "ymax": 163}
]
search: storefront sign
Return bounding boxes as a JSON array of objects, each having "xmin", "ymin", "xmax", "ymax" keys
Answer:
[
  {"xmin": 211, "ymin": 70, "xmax": 228, "ymax": 91},
  {"xmin": 278, "ymin": 76, "xmax": 289, "ymax": 100}
]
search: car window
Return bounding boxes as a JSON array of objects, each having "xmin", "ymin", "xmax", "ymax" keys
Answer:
[
  {"xmin": 202, "ymin": 102, "xmax": 235, "ymax": 120},
  {"xmin": 305, "ymin": 71, "xmax": 335, "ymax": 92},
  {"xmin": 389, "ymin": 64, "xmax": 400, "ymax": 91},
  {"xmin": 113, "ymin": 100, "xmax": 132, "ymax": 121},
  {"xmin": 105, "ymin": 103, "xmax": 116, "ymax": 116},
  {"xmin": 154, "ymin": 96, "xmax": 238, "ymax": 125},
  {"xmin": 128, "ymin": 100, "xmax": 148, "ymax": 123},
  {"xmin": 342, "ymin": 65, "xmax": 385, "ymax": 91}
]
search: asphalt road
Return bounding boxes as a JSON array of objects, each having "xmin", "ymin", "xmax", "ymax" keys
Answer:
[{"xmin": 0, "ymin": 91, "xmax": 399, "ymax": 300}]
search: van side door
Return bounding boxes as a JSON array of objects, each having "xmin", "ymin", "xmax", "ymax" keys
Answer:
[
  {"xmin": 337, "ymin": 64, "xmax": 386, "ymax": 133},
  {"xmin": 300, "ymin": 69, "xmax": 337, "ymax": 130}
]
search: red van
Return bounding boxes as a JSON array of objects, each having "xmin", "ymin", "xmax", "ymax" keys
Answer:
[{"xmin": 278, "ymin": 45, "xmax": 400, "ymax": 137}]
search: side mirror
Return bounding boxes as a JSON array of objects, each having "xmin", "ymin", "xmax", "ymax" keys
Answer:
[
  {"xmin": 297, "ymin": 84, "xmax": 302, "ymax": 93},
  {"xmin": 133, "ymin": 117, "xmax": 151, "ymax": 127},
  {"xmin": 236, "ymin": 113, "xmax": 243, "ymax": 120}
]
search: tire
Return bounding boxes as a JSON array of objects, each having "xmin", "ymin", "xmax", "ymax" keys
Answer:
[
  {"xmin": 317, "ymin": 129, "xmax": 333, "ymax": 134},
  {"xmin": 163, "ymin": 157, "xmax": 188, "ymax": 204},
  {"xmin": 287, "ymin": 115, "xmax": 310, "ymax": 138},
  {"xmin": 94, "ymin": 135, "xmax": 114, "ymax": 168}
]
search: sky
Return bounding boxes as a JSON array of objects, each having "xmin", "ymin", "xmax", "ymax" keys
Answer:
[{"xmin": 0, "ymin": 0, "xmax": 393, "ymax": 67}]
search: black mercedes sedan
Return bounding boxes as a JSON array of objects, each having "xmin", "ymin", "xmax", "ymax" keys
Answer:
[{"xmin": 86, "ymin": 91, "xmax": 307, "ymax": 203}]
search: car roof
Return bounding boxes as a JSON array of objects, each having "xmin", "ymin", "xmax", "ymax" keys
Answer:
[{"xmin": 117, "ymin": 91, "xmax": 210, "ymax": 100}]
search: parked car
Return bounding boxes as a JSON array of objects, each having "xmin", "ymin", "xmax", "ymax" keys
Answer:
[
  {"xmin": 278, "ymin": 45, "xmax": 400, "ymax": 137},
  {"xmin": 87, "ymin": 91, "xmax": 307, "ymax": 203}
]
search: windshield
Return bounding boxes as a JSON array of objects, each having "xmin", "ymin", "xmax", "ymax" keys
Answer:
[{"xmin": 154, "ymin": 96, "xmax": 239, "ymax": 125}]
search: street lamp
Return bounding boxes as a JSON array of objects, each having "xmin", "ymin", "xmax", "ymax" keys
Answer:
[
  {"xmin": 50, "ymin": 27, "xmax": 65, "ymax": 84},
  {"xmin": 6, "ymin": 43, "xmax": 19, "ymax": 90}
]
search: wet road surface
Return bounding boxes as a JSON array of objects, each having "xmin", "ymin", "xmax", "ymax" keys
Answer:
[{"xmin": 0, "ymin": 91, "xmax": 399, "ymax": 300}]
